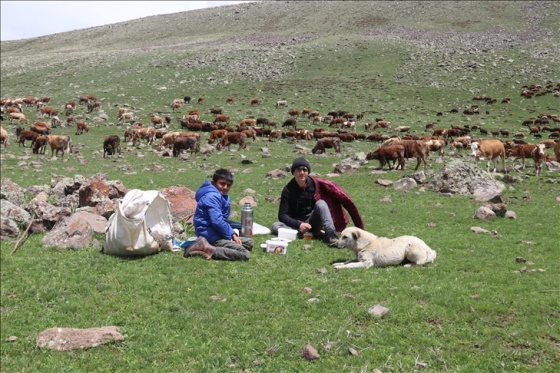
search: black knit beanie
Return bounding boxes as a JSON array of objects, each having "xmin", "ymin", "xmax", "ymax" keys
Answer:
[{"xmin": 291, "ymin": 157, "xmax": 311, "ymax": 174}]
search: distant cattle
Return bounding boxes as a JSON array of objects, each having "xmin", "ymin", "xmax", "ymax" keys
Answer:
[
  {"xmin": 75, "ymin": 120, "xmax": 90, "ymax": 135},
  {"xmin": 382, "ymin": 139, "xmax": 428, "ymax": 170},
  {"xmin": 213, "ymin": 114, "xmax": 230, "ymax": 126},
  {"xmin": 276, "ymin": 100, "xmax": 287, "ymax": 108},
  {"xmin": 249, "ymin": 98, "xmax": 260, "ymax": 106},
  {"xmin": 131, "ymin": 127, "xmax": 156, "ymax": 145},
  {"xmin": 312, "ymin": 137, "xmax": 341, "ymax": 154},
  {"xmin": 16, "ymin": 128, "xmax": 38, "ymax": 147},
  {"xmin": 173, "ymin": 136, "xmax": 199, "ymax": 156},
  {"xmin": 46, "ymin": 135, "xmax": 71, "ymax": 158},
  {"xmin": 1, "ymin": 126, "xmax": 9, "ymax": 147},
  {"xmin": 9, "ymin": 112, "xmax": 29, "ymax": 124},
  {"xmin": 32, "ymin": 135, "xmax": 48, "ymax": 154},
  {"xmin": 367, "ymin": 144, "xmax": 406, "ymax": 170},
  {"xmin": 103, "ymin": 135, "xmax": 121, "ymax": 157},
  {"xmin": 208, "ymin": 129, "xmax": 228, "ymax": 144},
  {"xmin": 218, "ymin": 132, "xmax": 247, "ymax": 151},
  {"xmin": 30, "ymin": 121, "xmax": 52, "ymax": 135},
  {"xmin": 282, "ymin": 118, "xmax": 297, "ymax": 129},
  {"xmin": 506, "ymin": 143, "xmax": 537, "ymax": 169}
]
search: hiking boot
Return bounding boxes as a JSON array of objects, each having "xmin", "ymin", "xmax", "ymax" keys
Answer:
[
  {"xmin": 324, "ymin": 234, "xmax": 339, "ymax": 247},
  {"xmin": 184, "ymin": 237, "xmax": 216, "ymax": 259}
]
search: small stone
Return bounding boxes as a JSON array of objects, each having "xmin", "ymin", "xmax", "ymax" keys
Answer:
[
  {"xmin": 368, "ymin": 304, "xmax": 389, "ymax": 317},
  {"xmin": 316, "ymin": 268, "xmax": 327, "ymax": 274},
  {"xmin": 349, "ymin": 347, "xmax": 359, "ymax": 356},
  {"xmin": 302, "ymin": 344, "xmax": 320, "ymax": 361},
  {"xmin": 303, "ymin": 287, "xmax": 312, "ymax": 294},
  {"xmin": 345, "ymin": 293, "xmax": 355, "ymax": 300},
  {"xmin": 520, "ymin": 267, "xmax": 527, "ymax": 273},
  {"xmin": 7, "ymin": 336, "xmax": 18, "ymax": 342},
  {"xmin": 471, "ymin": 294, "xmax": 480, "ymax": 299},
  {"xmin": 516, "ymin": 256, "xmax": 526, "ymax": 263}
]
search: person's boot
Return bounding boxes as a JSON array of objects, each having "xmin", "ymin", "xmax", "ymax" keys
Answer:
[
  {"xmin": 323, "ymin": 231, "xmax": 339, "ymax": 247},
  {"xmin": 184, "ymin": 237, "xmax": 216, "ymax": 259}
]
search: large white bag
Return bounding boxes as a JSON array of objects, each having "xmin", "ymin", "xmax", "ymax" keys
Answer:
[{"xmin": 103, "ymin": 189, "xmax": 174, "ymax": 256}]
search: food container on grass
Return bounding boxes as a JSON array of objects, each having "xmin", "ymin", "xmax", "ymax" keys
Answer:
[{"xmin": 278, "ymin": 228, "xmax": 298, "ymax": 240}]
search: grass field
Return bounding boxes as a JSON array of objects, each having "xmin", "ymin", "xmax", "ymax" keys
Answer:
[{"xmin": 1, "ymin": 1, "xmax": 559, "ymax": 372}]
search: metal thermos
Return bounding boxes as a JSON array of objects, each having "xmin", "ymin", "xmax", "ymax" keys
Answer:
[{"xmin": 240, "ymin": 203, "xmax": 253, "ymax": 237}]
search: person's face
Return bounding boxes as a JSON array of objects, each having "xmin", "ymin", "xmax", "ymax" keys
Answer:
[
  {"xmin": 212, "ymin": 178, "xmax": 233, "ymax": 195},
  {"xmin": 293, "ymin": 166, "xmax": 309, "ymax": 185}
]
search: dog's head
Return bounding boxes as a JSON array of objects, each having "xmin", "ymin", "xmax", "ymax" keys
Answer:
[{"xmin": 335, "ymin": 227, "xmax": 369, "ymax": 250}]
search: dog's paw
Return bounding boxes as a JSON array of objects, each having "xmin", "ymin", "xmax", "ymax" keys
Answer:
[{"xmin": 333, "ymin": 263, "xmax": 344, "ymax": 269}]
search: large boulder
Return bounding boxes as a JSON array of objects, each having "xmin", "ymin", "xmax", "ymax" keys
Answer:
[
  {"xmin": 159, "ymin": 186, "xmax": 197, "ymax": 224},
  {"xmin": 1, "ymin": 178, "xmax": 26, "ymax": 206},
  {"xmin": 429, "ymin": 160, "xmax": 505, "ymax": 201}
]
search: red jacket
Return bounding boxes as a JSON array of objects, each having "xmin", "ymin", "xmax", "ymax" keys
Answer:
[{"xmin": 312, "ymin": 177, "xmax": 364, "ymax": 232}]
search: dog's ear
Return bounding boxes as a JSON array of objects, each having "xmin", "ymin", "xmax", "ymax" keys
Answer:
[{"xmin": 352, "ymin": 231, "xmax": 360, "ymax": 241}]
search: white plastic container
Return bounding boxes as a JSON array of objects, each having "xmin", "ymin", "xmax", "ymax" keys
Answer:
[
  {"xmin": 278, "ymin": 228, "xmax": 298, "ymax": 241},
  {"xmin": 265, "ymin": 239, "xmax": 288, "ymax": 254}
]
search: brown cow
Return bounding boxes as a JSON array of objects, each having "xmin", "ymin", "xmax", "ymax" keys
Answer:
[
  {"xmin": 103, "ymin": 135, "xmax": 121, "ymax": 157},
  {"xmin": 471, "ymin": 139, "xmax": 506, "ymax": 173},
  {"xmin": 217, "ymin": 132, "xmax": 247, "ymax": 151},
  {"xmin": 30, "ymin": 121, "xmax": 52, "ymax": 135},
  {"xmin": 75, "ymin": 120, "xmax": 90, "ymax": 135},
  {"xmin": 282, "ymin": 118, "xmax": 297, "ymax": 129},
  {"xmin": 312, "ymin": 137, "xmax": 341, "ymax": 154},
  {"xmin": 249, "ymin": 98, "xmax": 260, "ymax": 106},
  {"xmin": 208, "ymin": 129, "xmax": 228, "ymax": 144},
  {"xmin": 367, "ymin": 144, "xmax": 405, "ymax": 170},
  {"xmin": 268, "ymin": 130, "xmax": 282, "ymax": 142},
  {"xmin": 213, "ymin": 114, "xmax": 230, "ymax": 126},
  {"xmin": 173, "ymin": 136, "xmax": 199, "ymax": 156},
  {"xmin": 9, "ymin": 112, "xmax": 29, "ymax": 124},
  {"xmin": 46, "ymin": 135, "xmax": 71, "ymax": 158},
  {"xmin": 382, "ymin": 139, "xmax": 428, "ymax": 170},
  {"xmin": 1, "ymin": 126, "xmax": 9, "ymax": 147},
  {"xmin": 131, "ymin": 127, "xmax": 156, "ymax": 145},
  {"xmin": 506, "ymin": 143, "xmax": 537, "ymax": 169},
  {"xmin": 16, "ymin": 129, "xmax": 38, "ymax": 147},
  {"xmin": 32, "ymin": 135, "xmax": 48, "ymax": 154}
]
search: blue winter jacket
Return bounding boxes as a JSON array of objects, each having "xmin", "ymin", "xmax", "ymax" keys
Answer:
[{"xmin": 193, "ymin": 180, "xmax": 235, "ymax": 244}]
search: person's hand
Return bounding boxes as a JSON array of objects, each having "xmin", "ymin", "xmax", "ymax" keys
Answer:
[
  {"xmin": 232, "ymin": 233, "xmax": 242, "ymax": 245},
  {"xmin": 299, "ymin": 222, "xmax": 312, "ymax": 233}
]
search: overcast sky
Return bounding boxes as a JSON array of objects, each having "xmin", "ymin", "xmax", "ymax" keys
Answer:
[{"xmin": 0, "ymin": 1, "xmax": 253, "ymax": 41}]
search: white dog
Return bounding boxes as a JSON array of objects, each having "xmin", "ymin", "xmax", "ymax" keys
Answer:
[{"xmin": 333, "ymin": 227, "xmax": 437, "ymax": 269}]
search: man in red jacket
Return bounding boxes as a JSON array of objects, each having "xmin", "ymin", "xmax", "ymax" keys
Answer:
[{"xmin": 271, "ymin": 157, "xmax": 364, "ymax": 246}]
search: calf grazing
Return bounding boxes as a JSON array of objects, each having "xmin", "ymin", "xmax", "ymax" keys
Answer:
[
  {"xmin": 373, "ymin": 120, "xmax": 392, "ymax": 130},
  {"xmin": 1, "ymin": 126, "xmax": 9, "ymax": 147},
  {"xmin": 131, "ymin": 127, "xmax": 156, "ymax": 146},
  {"xmin": 471, "ymin": 139, "xmax": 506, "ymax": 173},
  {"xmin": 103, "ymin": 135, "xmax": 121, "ymax": 157},
  {"xmin": 367, "ymin": 144, "xmax": 405, "ymax": 170},
  {"xmin": 46, "ymin": 135, "xmax": 71, "ymax": 158},
  {"xmin": 282, "ymin": 118, "xmax": 297, "ymax": 129},
  {"xmin": 381, "ymin": 139, "xmax": 428, "ymax": 170},
  {"xmin": 531, "ymin": 143, "xmax": 547, "ymax": 176},
  {"xmin": 226, "ymin": 97, "xmax": 234, "ymax": 105},
  {"xmin": 218, "ymin": 132, "xmax": 247, "ymax": 151},
  {"xmin": 173, "ymin": 136, "xmax": 199, "ymax": 156},
  {"xmin": 451, "ymin": 136, "xmax": 472, "ymax": 152},
  {"xmin": 30, "ymin": 121, "xmax": 52, "ymax": 135},
  {"xmin": 213, "ymin": 114, "xmax": 230, "ymax": 126},
  {"xmin": 171, "ymin": 99, "xmax": 183, "ymax": 111},
  {"xmin": 268, "ymin": 129, "xmax": 283, "ymax": 142},
  {"xmin": 506, "ymin": 143, "xmax": 537, "ymax": 169},
  {"xmin": 32, "ymin": 135, "xmax": 48, "ymax": 154},
  {"xmin": 276, "ymin": 100, "xmax": 287, "ymax": 108},
  {"xmin": 75, "ymin": 120, "xmax": 90, "ymax": 135},
  {"xmin": 249, "ymin": 98, "xmax": 260, "ymax": 106},
  {"xmin": 9, "ymin": 112, "xmax": 29, "ymax": 124},
  {"xmin": 312, "ymin": 137, "xmax": 341, "ymax": 154}
]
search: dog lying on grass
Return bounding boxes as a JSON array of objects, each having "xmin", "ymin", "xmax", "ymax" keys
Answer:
[{"xmin": 333, "ymin": 227, "xmax": 436, "ymax": 269}]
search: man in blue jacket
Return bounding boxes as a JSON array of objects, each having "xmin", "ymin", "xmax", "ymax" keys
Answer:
[{"xmin": 186, "ymin": 169, "xmax": 254, "ymax": 260}]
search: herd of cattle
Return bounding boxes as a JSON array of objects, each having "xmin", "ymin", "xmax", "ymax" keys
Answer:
[{"xmin": 1, "ymin": 88, "xmax": 560, "ymax": 177}]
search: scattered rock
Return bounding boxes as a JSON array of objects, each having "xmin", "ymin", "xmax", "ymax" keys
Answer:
[
  {"xmin": 368, "ymin": 304, "xmax": 389, "ymax": 317},
  {"xmin": 377, "ymin": 179, "xmax": 393, "ymax": 187},
  {"xmin": 36, "ymin": 326, "xmax": 124, "ymax": 351},
  {"xmin": 302, "ymin": 344, "xmax": 320, "ymax": 361},
  {"xmin": 474, "ymin": 206, "xmax": 496, "ymax": 220},
  {"xmin": 393, "ymin": 177, "xmax": 417, "ymax": 191}
]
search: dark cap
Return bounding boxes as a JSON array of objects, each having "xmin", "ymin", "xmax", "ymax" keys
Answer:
[{"xmin": 291, "ymin": 157, "xmax": 311, "ymax": 174}]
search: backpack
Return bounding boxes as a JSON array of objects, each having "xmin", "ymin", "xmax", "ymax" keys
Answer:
[{"xmin": 102, "ymin": 189, "xmax": 174, "ymax": 256}]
